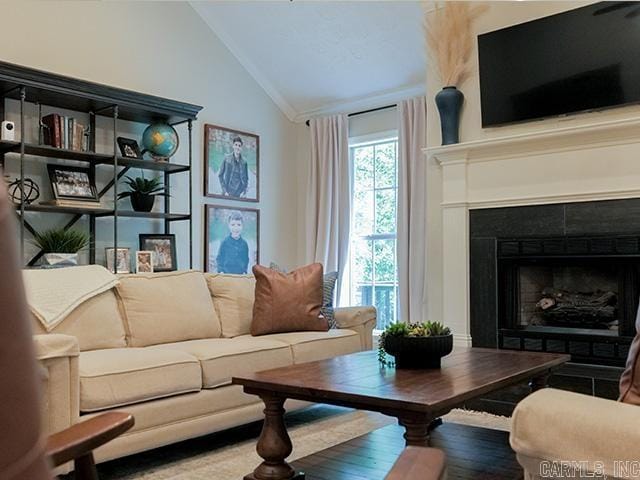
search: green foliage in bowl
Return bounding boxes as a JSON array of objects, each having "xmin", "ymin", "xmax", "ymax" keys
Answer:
[
  {"xmin": 33, "ymin": 228, "xmax": 89, "ymax": 253},
  {"xmin": 117, "ymin": 174, "xmax": 168, "ymax": 199},
  {"xmin": 378, "ymin": 321, "xmax": 451, "ymax": 367}
]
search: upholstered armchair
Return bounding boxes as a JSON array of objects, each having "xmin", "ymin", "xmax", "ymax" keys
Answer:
[{"xmin": 510, "ymin": 309, "xmax": 640, "ymax": 479}]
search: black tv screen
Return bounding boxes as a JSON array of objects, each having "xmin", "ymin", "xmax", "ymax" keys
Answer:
[{"xmin": 478, "ymin": 2, "xmax": 640, "ymax": 127}]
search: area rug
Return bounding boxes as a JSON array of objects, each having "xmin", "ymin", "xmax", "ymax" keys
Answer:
[{"xmin": 97, "ymin": 406, "xmax": 510, "ymax": 479}]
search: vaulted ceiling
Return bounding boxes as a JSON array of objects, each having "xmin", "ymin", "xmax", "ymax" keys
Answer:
[{"xmin": 191, "ymin": 1, "xmax": 426, "ymax": 122}]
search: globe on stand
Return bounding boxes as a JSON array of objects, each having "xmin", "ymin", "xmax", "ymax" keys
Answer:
[{"xmin": 141, "ymin": 123, "xmax": 179, "ymax": 162}]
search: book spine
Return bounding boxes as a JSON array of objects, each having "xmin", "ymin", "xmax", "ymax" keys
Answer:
[
  {"xmin": 54, "ymin": 114, "xmax": 61, "ymax": 148},
  {"xmin": 63, "ymin": 116, "xmax": 68, "ymax": 149},
  {"xmin": 69, "ymin": 118, "xmax": 74, "ymax": 151}
]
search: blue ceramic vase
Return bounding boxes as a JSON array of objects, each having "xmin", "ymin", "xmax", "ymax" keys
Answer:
[{"xmin": 435, "ymin": 86, "xmax": 464, "ymax": 145}]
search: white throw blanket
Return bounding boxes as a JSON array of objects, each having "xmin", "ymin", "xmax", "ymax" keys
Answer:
[{"xmin": 23, "ymin": 265, "xmax": 119, "ymax": 332}]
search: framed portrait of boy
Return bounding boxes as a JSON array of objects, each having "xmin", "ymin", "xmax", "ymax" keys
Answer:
[
  {"xmin": 204, "ymin": 124, "xmax": 259, "ymax": 202},
  {"xmin": 204, "ymin": 205, "xmax": 259, "ymax": 274},
  {"xmin": 139, "ymin": 234, "xmax": 177, "ymax": 272}
]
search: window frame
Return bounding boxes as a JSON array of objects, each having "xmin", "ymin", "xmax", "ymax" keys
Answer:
[{"xmin": 347, "ymin": 130, "xmax": 399, "ymax": 332}]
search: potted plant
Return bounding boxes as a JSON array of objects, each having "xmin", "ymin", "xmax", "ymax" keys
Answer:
[
  {"xmin": 117, "ymin": 173, "xmax": 168, "ymax": 212},
  {"xmin": 33, "ymin": 228, "xmax": 89, "ymax": 267},
  {"xmin": 378, "ymin": 321, "xmax": 453, "ymax": 369}
]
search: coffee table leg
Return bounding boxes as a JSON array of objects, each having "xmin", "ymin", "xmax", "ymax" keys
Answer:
[
  {"xmin": 530, "ymin": 371, "xmax": 550, "ymax": 392},
  {"xmin": 398, "ymin": 414, "xmax": 433, "ymax": 447},
  {"xmin": 244, "ymin": 394, "xmax": 304, "ymax": 480}
]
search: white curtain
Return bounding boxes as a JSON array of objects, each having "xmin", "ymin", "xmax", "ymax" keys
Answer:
[
  {"xmin": 305, "ymin": 114, "xmax": 351, "ymax": 303},
  {"xmin": 397, "ymin": 96, "xmax": 428, "ymax": 323}
]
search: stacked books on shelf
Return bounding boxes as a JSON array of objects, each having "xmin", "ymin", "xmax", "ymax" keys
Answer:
[{"xmin": 41, "ymin": 114, "xmax": 88, "ymax": 151}]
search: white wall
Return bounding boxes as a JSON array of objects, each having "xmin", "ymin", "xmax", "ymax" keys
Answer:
[{"xmin": 0, "ymin": 1, "xmax": 299, "ymax": 270}]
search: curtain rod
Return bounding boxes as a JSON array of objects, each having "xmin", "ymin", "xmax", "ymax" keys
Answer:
[{"xmin": 305, "ymin": 103, "xmax": 396, "ymax": 126}]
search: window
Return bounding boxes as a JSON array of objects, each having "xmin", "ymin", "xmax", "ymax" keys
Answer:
[{"xmin": 348, "ymin": 136, "xmax": 399, "ymax": 331}]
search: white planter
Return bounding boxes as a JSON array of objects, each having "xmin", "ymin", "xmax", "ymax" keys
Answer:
[{"xmin": 43, "ymin": 253, "xmax": 78, "ymax": 268}]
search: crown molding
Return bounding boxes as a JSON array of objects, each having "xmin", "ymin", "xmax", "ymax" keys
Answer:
[
  {"xmin": 294, "ymin": 84, "xmax": 425, "ymax": 123},
  {"xmin": 190, "ymin": 2, "xmax": 298, "ymax": 122}
]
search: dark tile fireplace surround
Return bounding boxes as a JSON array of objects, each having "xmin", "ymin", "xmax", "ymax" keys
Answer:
[{"xmin": 466, "ymin": 198, "xmax": 640, "ymax": 414}]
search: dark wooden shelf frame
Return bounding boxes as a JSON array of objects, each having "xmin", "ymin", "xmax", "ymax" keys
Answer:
[{"xmin": 0, "ymin": 60, "xmax": 202, "ymax": 270}]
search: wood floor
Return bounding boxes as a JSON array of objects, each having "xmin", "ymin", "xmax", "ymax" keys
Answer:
[{"xmin": 291, "ymin": 422, "xmax": 522, "ymax": 480}]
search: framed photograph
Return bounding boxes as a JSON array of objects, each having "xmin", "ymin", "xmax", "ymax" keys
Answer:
[
  {"xmin": 105, "ymin": 248, "xmax": 131, "ymax": 274},
  {"xmin": 47, "ymin": 165, "xmax": 98, "ymax": 202},
  {"xmin": 205, "ymin": 205, "xmax": 259, "ymax": 273},
  {"xmin": 139, "ymin": 234, "xmax": 177, "ymax": 272},
  {"xmin": 117, "ymin": 137, "xmax": 142, "ymax": 159},
  {"xmin": 135, "ymin": 250, "xmax": 154, "ymax": 273},
  {"xmin": 204, "ymin": 124, "xmax": 259, "ymax": 202}
]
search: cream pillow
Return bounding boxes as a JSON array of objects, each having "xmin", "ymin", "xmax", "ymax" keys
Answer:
[
  {"xmin": 31, "ymin": 290, "xmax": 127, "ymax": 351},
  {"xmin": 206, "ymin": 274, "xmax": 255, "ymax": 338},
  {"xmin": 117, "ymin": 271, "xmax": 222, "ymax": 347}
]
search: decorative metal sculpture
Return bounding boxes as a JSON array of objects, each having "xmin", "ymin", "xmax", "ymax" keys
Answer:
[{"xmin": 5, "ymin": 176, "xmax": 40, "ymax": 205}]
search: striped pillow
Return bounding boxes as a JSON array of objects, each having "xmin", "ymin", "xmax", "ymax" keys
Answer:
[{"xmin": 270, "ymin": 263, "xmax": 338, "ymax": 328}]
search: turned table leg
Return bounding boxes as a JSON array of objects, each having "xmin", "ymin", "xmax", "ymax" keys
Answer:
[
  {"xmin": 244, "ymin": 394, "xmax": 304, "ymax": 480},
  {"xmin": 529, "ymin": 371, "xmax": 550, "ymax": 393},
  {"xmin": 398, "ymin": 414, "xmax": 433, "ymax": 447}
]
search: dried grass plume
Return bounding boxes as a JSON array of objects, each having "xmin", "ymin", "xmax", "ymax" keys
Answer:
[{"xmin": 426, "ymin": 2, "xmax": 487, "ymax": 87}]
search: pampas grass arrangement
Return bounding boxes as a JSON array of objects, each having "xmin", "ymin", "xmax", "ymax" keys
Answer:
[{"xmin": 426, "ymin": 2, "xmax": 487, "ymax": 87}]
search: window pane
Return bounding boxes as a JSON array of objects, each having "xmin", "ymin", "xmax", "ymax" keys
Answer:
[
  {"xmin": 352, "ymin": 238, "xmax": 372, "ymax": 283},
  {"xmin": 374, "ymin": 142, "xmax": 396, "ymax": 188},
  {"xmin": 375, "ymin": 285, "xmax": 396, "ymax": 330},
  {"xmin": 353, "ymin": 189, "xmax": 374, "ymax": 235},
  {"xmin": 354, "ymin": 146, "xmax": 374, "ymax": 191},
  {"xmin": 375, "ymin": 189, "xmax": 396, "ymax": 234},
  {"xmin": 374, "ymin": 239, "xmax": 396, "ymax": 283}
]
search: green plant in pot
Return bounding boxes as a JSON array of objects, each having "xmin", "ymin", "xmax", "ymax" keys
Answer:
[
  {"xmin": 33, "ymin": 228, "xmax": 89, "ymax": 267},
  {"xmin": 118, "ymin": 173, "xmax": 168, "ymax": 212},
  {"xmin": 378, "ymin": 321, "xmax": 453, "ymax": 369}
]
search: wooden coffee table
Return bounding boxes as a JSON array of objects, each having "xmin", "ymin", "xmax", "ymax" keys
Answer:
[{"xmin": 232, "ymin": 347, "xmax": 569, "ymax": 480}]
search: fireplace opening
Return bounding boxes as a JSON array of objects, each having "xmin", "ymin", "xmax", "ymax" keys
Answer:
[
  {"xmin": 518, "ymin": 264, "xmax": 619, "ymax": 336},
  {"xmin": 494, "ymin": 235, "xmax": 640, "ymax": 366}
]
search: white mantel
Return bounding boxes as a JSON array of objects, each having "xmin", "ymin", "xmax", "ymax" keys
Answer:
[{"xmin": 423, "ymin": 116, "xmax": 640, "ymax": 347}]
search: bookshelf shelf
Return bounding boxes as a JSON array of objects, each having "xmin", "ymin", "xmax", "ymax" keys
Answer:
[
  {"xmin": 0, "ymin": 60, "xmax": 203, "ymax": 270},
  {"xmin": 0, "ymin": 141, "xmax": 190, "ymax": 174}
]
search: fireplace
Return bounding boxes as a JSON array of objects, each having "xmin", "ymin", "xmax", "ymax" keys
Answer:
[{"xmin": 470, "ymin": 200, "xmax": 640, "ymax": 367}]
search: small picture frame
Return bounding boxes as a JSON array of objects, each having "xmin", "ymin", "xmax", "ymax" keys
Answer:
[
  {"xmin": 139, "ymin": 234, "xmax": 177, "ymax": 272},
  {"xmin": 47, "ymin": 165, "xmax": 99, "ymax": 202},
  {"xmin": 135, "ymin": 250, "xmax": 154, "ymax": 273},
  {"xmin": 117, "ymin": 137, "xmax": 142, "ymax": 159},
  {"xmin": 105, "ymin": 247, "xmax": 131, "ymax": 274}
]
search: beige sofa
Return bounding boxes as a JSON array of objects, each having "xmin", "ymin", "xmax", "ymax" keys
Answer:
[{"xmin": 30, "ymin": 270, "xmax": 376, "ymax": 470}]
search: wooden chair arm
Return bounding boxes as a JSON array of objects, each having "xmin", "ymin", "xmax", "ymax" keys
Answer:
[
  {"xmin": 46, "ymin": 412, "xmax": 134, "ymax": 467},
  {"xmin": 385, "ymin": 446, "xmax": 447, "ymax": 480}
]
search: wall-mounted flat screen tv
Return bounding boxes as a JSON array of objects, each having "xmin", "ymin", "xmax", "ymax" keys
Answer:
[{"xmin": 478, "ymin": 2, "xmax": 640, "ymax": 127}]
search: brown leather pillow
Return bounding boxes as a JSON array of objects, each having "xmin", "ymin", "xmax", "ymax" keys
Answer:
[
  {"xmin": 251, "ymin": 262, "xmax": 328, "ymax": 336},
  {"xmin": 620, "ymin": 308, "xmax": 640, "ymax": 404}
]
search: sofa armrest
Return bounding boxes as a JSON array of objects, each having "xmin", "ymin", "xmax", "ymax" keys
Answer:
[
  {"xmin": 510, "ymin": 388, "xmax": 640, "ymax": 478},
  {"xmin": 34, "ymin": 334, "xmax": 80, "ymax": 436},
  {"xmin": 334, "ymin": 306, "xmax": 376, "ymax": 350}
]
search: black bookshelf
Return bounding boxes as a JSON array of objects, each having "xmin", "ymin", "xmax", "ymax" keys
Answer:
[{"xmin": 0, "ymin": 61, "xmax": 202, "ymax": 270}]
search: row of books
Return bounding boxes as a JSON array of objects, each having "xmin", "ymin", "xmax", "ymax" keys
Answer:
[{"xmin": 42, "ymin": 114, "xmax": 88, "ymax": 151}]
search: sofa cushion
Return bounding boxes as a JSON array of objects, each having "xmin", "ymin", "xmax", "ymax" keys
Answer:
[
  {"xmin": 205, "ymin": 274, "xmax": 255, "ymax": 338},
  {"xmin": 251, "ymin": 263, "xmax": 328, "ymax": 336},
  {"xmin": 150, "ymin": 337, "xmax": 293, "ymax": 389},
  {"xmin": 117, "ymin": 271, "xmax": 222, "ymax": 347},
  {"xmin": 79, "ymin": 348, "xmax": 201, "ymax": 412},
  {"xmin": 31, "ymin": 290, "xmax": 126, "ymax": 351},
  {"xmin": 242, "ymin": 329, "xmax": 361, "ymax": 364}
]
